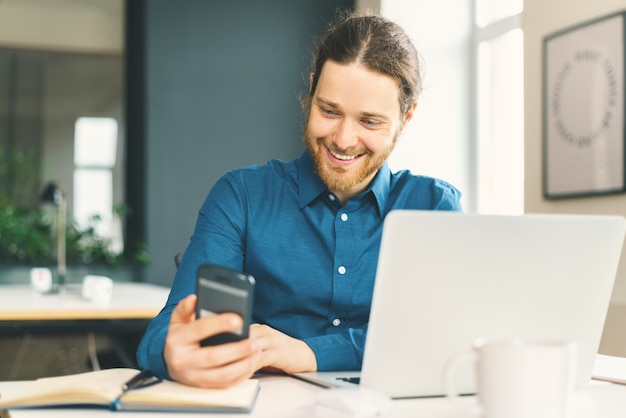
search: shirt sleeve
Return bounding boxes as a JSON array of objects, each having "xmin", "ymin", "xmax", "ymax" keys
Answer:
[
  {"xmin": 136, "ymin": 305, "xmax": 174, "ymax": 379},
  {"xmin": 432, "ymin": 178, "xmax": 463, "ymax": 211},
  {"xmin": 136, "ymin": 173, "xmax": 247, "ymax": 379},
  {"xmin": 303, "ymin": 325, "xmax": 368, "ymax": 371}
]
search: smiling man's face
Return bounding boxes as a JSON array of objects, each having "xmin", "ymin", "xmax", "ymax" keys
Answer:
[{"xmin": 304, "ymin": 60, "xmax": 414, "ymax": 203}]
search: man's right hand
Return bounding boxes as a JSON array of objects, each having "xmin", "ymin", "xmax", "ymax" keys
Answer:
[{"xmin": 163, "ymin": 294, "xmax": 261, "ymax": 388}]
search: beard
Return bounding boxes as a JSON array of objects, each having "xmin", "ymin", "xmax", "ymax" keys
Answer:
[{"xmin": 303, "ymin": 124, "xmax": 398, "ymax": 195}]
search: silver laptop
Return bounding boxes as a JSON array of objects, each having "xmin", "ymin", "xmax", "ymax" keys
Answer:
[{"xmin": 293, "ymin": 210, "xmax": 626, "ymax": 398}]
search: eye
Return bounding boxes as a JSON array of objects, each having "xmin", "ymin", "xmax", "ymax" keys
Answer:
[
  {"xmin": 320, "ymin": 107, "xmax": 339, "ymax": 117},
  {"xmin": 361, "ymin": 119, "xmax": 380, "ymax": 128}
]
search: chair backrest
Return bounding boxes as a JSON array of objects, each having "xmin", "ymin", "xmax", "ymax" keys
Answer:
[{"xmin": 174, "ymin": 252, "xmax": 183, "ymax": 268}]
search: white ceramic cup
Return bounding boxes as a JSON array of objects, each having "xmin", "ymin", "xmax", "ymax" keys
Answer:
[
  {"xmin": 82, "ymin": 275, "xmax": 114, "ymax": 304},
  {"xmin": 30, "ymin": 267, "xmax": 53, "ymax": 293},
  {"xmin": 443, "ymin": 339, "xmax": 577, "ymax": 418}
]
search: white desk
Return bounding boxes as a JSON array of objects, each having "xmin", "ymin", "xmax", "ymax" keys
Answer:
[
  {"xmin": 0, "ymin": 283, "xmax": 170, "ymax": 321},
  {"xmin": 0, "ymin": 282, "xmax": 169, "ymax": 335},
  {"xmin": 0, "ymin": 375, "xmax": 625, "ymax": 418}
]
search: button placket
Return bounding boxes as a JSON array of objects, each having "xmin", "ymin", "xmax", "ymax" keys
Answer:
[{"xmin": 328, "ymin": 204, "xmax": 357, "ymax": 332}]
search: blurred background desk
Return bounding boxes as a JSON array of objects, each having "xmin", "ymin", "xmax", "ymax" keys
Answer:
[{"xmin": 0, "ymin": 283, "xmax": 169, "ymax": 380}]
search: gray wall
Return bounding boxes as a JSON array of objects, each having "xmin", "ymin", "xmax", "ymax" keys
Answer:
[{"xmin": 142, "ymin": 0, "xmax": 353, "ymax": 285}]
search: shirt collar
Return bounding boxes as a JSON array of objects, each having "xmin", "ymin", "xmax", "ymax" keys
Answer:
[
  {"xmin": 297, "ymin": 151, "xmax": 392, "ymax": 217},
  {"xmin": 368, "ymin": 163, "xmax": 391, "ymax": 217},
  {"xmin": 297, "ymin": 152, "xmax": 328, "ymax": 208}
]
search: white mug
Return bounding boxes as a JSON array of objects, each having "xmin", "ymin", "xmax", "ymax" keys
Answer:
[
  {"xmin": 30, "ymin": 267, "xmax": 53, "ymax": 293},
  {"xmin": 82, "ymin": 275, "xmax": 114, "ymax": 304},
  {"xmin": 443, "ymin": 339, "xmax": 577, "ymax": 418}
]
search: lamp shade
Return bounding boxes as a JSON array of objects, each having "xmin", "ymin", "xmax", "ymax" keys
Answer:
[{"xmin": 40, "ymin": 182, "xmax": 64, "ymax": 206}]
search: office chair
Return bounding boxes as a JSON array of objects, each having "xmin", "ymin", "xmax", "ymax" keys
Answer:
[{"xmin": 174, "ymin": 252, "xmax": 183, "ymax": 268}]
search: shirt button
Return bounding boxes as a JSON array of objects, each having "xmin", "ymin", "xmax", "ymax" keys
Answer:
[
  {"xmin": 328, "ymin": 194, "xmax": 336, "ymax": 201},
  {"xmin": 340, "ymin": 213, "xmax": 348, "ymax": 221},
  {"xmin": 338, "ymin": 266, "xmax": 346, "ymax": 275},
  {"xmin": 332, "ymin": 318, "xmax": 341, "ymax": 326}
]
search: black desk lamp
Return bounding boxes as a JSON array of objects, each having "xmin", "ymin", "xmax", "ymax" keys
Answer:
[{"xmin": 40, "ymin": 182, "xmax": 67, "ymax": 290}]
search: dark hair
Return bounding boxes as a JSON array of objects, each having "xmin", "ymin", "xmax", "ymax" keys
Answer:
[{"xmin": 304, "ymin": 11, "xmax": 423, "ymax": 117}]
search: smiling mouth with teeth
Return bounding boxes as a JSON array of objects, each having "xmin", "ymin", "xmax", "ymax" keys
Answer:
[{"xmin": 328, "ymin": 147, "xmax": 365, "ymax": 161}]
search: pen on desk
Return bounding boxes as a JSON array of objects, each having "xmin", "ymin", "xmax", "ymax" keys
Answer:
[{"xmin": 122, "ymin": 370, "xmax": 162, "ymax": 392}]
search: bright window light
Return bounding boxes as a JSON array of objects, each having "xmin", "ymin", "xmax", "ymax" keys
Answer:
[
  {"xmin": 73, "ymin": 168, "xmax": 113, "ymax": 234},
  {"xmin": 72, "ymin": 117, "xmax": 120, "ymax": 251},
  {"xmin": 477, "ymin": 29, "xmax": 524, "ymax": 214},
  {"xmin": 74, "ymin": 117, "xmax": 117, "ymax": 167}
]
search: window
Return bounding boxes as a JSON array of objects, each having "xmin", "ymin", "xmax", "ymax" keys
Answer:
[
  {"xmin": 474, "ymin": 0, "xmax": 524, "ymax": 214},
  {"xmin": 73, "ymin": 117, "xmax": 122, "ymax": 252}
]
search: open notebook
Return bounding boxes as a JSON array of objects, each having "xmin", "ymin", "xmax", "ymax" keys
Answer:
[
  {"xmin": 294, "ymin": 211, "xmax": 626, "ymax": 398},
  {"xmin": 0, "ymin": 368, "xmax": 259, "ymax": 412}
]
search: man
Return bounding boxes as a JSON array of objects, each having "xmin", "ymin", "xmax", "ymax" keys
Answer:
[{"xmin": 137, "ymin": 11, "xmax": 462, "ymax": 389}]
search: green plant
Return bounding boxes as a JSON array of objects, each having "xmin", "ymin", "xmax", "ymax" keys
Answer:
[
  {"xmin": 0, "ymin": 204, "xmax": 150, "ymax": 266},
  {"xmin": 0, "ymin": 146, "xmax": 149, "ymax": 267},
  {"xmin": 0, "ymin": 205, "xmax": 51, "ymax": 264},
  {"xmin": 0, "ymin": 147, "xmax": 41, "ymax": 209},
  {"xmin": 65, "ymin": 206, "xmax": 150, "ymax": 267}
]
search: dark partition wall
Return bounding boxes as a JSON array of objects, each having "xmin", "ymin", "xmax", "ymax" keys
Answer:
[{"xmin": 126, "ymin": 0, "xmax": 354, "ymax": 285}]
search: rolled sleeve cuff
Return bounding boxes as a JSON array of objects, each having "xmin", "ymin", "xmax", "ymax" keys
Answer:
[{"xmin": 136, "ymin": 318, "xmax": 171, "ymax": 379}]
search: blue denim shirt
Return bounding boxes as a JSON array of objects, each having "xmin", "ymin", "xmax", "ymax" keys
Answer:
[{"xmin": 137, "ymin": 152, "xmax": 462, "ymax": 378}]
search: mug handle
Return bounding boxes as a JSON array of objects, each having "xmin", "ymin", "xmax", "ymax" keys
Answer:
[{"xmin": 442, "ymin": 350, "xmax": 482, "ymax": 416}]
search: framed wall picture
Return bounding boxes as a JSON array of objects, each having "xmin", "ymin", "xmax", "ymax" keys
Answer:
[{"xmin": 543, "ymin": 11, "xmax": 625, "ymax": 199}]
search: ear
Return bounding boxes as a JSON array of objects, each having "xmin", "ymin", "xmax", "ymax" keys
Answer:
[{"xmin": 401, "ymin": 101, "xmax": 418, "ymax": 128}]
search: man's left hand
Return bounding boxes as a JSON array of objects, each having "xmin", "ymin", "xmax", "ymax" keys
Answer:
[{"xmin": 249, "ymin": 323, "xmax": 317, "ymax": 373}]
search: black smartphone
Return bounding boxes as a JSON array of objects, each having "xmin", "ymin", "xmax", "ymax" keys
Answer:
[{"xmin": 195, "ymin": 264, "xmax": 255, "ymax": 346}]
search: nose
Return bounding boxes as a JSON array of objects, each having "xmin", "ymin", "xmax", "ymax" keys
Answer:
[{"xmin": 333, "ymin": 119, "xmax": 358, "ymax": 150}]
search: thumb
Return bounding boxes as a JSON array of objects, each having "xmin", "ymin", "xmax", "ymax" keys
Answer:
[{"xmin": 171, "ymin": 294, "xmax": 197, "ymax": 325}]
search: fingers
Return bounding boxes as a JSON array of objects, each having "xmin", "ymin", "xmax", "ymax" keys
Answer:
[
  {"xmin": 183, "ymin": 341, "xmax": 260, "ymax": 388},
  {"xmin": 164, "ymin": 295, "xmax": 261, "ymax": 388},
  {"xmin": 248, "ymin": 324, "xmax": 317, "ymax": 374},
  {"xmin": 197, "ymin": 313, "xmax": 244, "ymax": 343},
  {"xmin": 170, "ymin": 294, "xmax": 244, "ymax": 346},
  {"xmin": 167, "ymin": 336, "xmax": 260, "ymax": 388}
]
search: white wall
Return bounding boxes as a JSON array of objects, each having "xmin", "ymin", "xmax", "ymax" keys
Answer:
[
  {"xmin": 523, "ymin": 0, "xmax": 626, "ymax": 355},
  {"xmin": 358, "ymin": 0, "xmax": 473, "ymax": 210}
]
